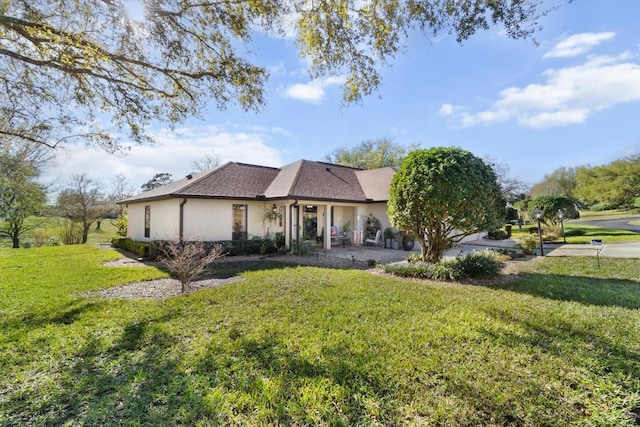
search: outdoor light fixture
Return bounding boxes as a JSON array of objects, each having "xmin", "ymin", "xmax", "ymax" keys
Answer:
[
  {"xmin": 272, "ymin": 204, "xmax": 277, "ymax": 212},
  {"xmin": 557, "ymin": 209, "xmax": 566, "ymax": 243},
  {"xmin": 534, "ymin": 207, "xmax": 544, "ymax": 256}
]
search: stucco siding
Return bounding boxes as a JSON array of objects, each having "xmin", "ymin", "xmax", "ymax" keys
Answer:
[
  {"xmin": 182, "ymin": 200, "xmax": 284, "ymax": 241},
  {"xmin": 126, "ymin": 199, "xmax": 180, "ymax": 241}
]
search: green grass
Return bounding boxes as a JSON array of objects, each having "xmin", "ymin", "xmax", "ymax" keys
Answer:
[
  {"xmin": 578, "ymin": 208, "xmax": 640, "ymax": 219},
  {"xmin": 512, "ymin": 223, "xmax": 640, "ymax": 244},
  {"xmin": 2, "ymin": 246, "xmax": 640, "ymax": 425}
]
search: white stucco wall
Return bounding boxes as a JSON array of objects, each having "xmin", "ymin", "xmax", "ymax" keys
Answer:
[
  {"xmin": 126, "ymin": 199, "xmax": 180, "ymax": 241},
  {"xmin": 126, "ymin": 197, "xmax": 387, "ymax": 243}
]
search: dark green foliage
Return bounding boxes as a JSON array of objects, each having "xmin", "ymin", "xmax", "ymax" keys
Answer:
[
  {"xmin": 112, "ymin": 237, "xmax": 150, "ymax": 257},
  {"xmin": 150, "ymin": 237, "xmax": 281, "ymax": 258},
  {"xmin": 486, "ymin": 230, "xmax": 508, "ymax": 240},
  {"xmin": 389, "ymin": 147, "xmax": 505, "ymax": 263},
  {"xmin": 530, "ymin": 195, "xmax": 579, "ymax": 227},
  {"xmin": 563, "ymin": 228, "xmax": 586, "ymax": 237},
  {"xmin": 383, "ymin": 251, "xmax": 505, "ymax": 281}
]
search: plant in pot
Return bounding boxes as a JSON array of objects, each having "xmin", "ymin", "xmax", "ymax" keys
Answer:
[
  {"xmin": 383, "ymin": 227, "xmax": 395, "ymax": 248},
  {"xmin": 401, "ymin": 231, "xmax": 416, "ymax": 251}
]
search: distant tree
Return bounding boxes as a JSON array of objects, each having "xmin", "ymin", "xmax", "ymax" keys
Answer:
[
  {"xmin": 574, "ymin": 156, "xmax": 640, "ymax": 208},
  {"xmin": 192, "ymin": 151, "xmax": 222, "ymax": 173},
  {"xmin": 140, "ymin": 173, "xmax": 173, "ymax": 192},
  {"xmin": 0, "ymin": 143, "xmax": 48, "ymax": 248},
  {"xmin": 482, "ymin": 156, "xmax": 529, "ymax": 203},
  {"xmin": 389, "ymin": 147, "xmax": 505, "ymax": 263},
  {"xmin": 325, "ymin": 138, "xmax": 419, "ymax": 169},
  {"xmin": 530, "ymin": 195, "xmax": 579, "ymax": 227},
  {"xmin": 56, "ymin": 174, "xmax": 104, "ymax": 244},
  {"xmin": 108, "ymin": 173, "xmax": 136, "ymax": 218},
  {"xmin": 2, "ymin": 1, "xmax": 553, "ymax": 152},
  {"xmin": 529, "ymin": 166, "xmax": 578, "ymax": 200}
]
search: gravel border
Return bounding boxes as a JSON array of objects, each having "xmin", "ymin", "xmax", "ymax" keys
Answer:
[{"xmin": 93, "ymin": 245, "xmax": 528, "ymax": 300}]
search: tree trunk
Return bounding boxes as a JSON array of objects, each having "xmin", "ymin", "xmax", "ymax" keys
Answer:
[
  {"xmin": 12, "ymin": 237, "xmax": 20, "ymax": 248},
  {"xmin": 82, "ymin": 223, "xmax": 91, "ymax": 244}
]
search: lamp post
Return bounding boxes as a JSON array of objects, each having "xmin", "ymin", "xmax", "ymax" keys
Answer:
[
  {"xmin": 557, "ymin": 209, "xmax": 566, "ymax": 243},
  {"xmin": 534, "ymin": 207, "xmax": 544, "ymax": 256}
]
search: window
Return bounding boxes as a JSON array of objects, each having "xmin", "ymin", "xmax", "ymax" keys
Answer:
[
  {"xmin": 232, "ymin": 204, "xmax": 247, "ymax": 240},
  {"xmin": 144, "ymin": 205, "xmax": 151, "ymax": 238}
]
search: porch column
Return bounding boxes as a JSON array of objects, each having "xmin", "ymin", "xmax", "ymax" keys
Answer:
[
  {"xmin": 325, "ymin": 204, "xmax": 332, "ymax": 249},
  {"xmin": 284, "ymin": 203, "xmax": 291, "ymax": 247},
  {"xmin": 355, "ymin": 205, "xmax": 367, "ymax": 246}
]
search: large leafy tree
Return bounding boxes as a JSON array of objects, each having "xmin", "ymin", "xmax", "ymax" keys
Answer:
[
  {"xmin": 325, "ymin": 138, "xmax": 419, "ymax": 169},
  {"xmin": 529, "ymin": 166, "xmax": 578, "ymax": 200},
  {"xmin": 1, "ymin": 0, "xmax": 553, "ymax": 152},
  {"xmin": 56, "ymin": 174, "xmax": 104, "ymax": 244},
  {"xmin": 0, "ymin": 142, "xmax": 48, "ymax": 248},
  {"xmin": 389, "ymin": 147, "xmax": 504, "ymax": 263},
  {"xmin": 574, "ymin": 155, "xmax": 640, "ymax": 208}
]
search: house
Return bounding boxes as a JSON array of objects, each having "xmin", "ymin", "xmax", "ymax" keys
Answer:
[{"xmin": 121, "ymin": 160, "xmax": 396, "ymax": 249}]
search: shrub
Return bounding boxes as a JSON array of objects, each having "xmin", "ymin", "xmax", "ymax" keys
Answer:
[
  {"xmin": 382, "ymin": 250, "xmax": 504, "ymax": 281},
  {"xmin": 112, "ymin": 215, "xmax": 127, "ymax": 236},
  {"xmin": 156, "ymin": 240, "xmax": 224, "ymax": 293},
  {"xmin": 517, "ymin": 236, "xmax": 538, "ymax": 255},
  {"xmin": 112, "ymin": 237, "xmax": 150, "ymax": 257},
  {"xmin": 455, "ymin": 251, "xmax": 505, "ymax": 278},
  {"xmin": 31, "ymin": 229, "xmax": 51, "ymax": 248},
  {"xmin": 58, "ymin": 220, "xmax": 83, "ymax": 245},
  {"xmin": 564, "ymin": 228, "xmax": 586, "ymax": 237},
  {"xmin": 589, "ymin": 202, "xmax": 617, "ymax": 212},
  {"xmin": 486, "ymin": 230, "xmax": 508, "ymax": 240}
]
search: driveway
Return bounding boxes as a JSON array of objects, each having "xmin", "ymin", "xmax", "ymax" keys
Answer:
[
  {"xmin": 572, "ymin": 216, "xmax": 640, "ymax": 233},
  {"xmin": 545, "ymin": 242, "xmax": 640, "ymax": 258}
]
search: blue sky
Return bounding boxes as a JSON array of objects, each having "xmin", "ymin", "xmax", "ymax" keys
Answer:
[{"xmin": 50, "ymin": 0, "xmax": 640, "ymax": 192}]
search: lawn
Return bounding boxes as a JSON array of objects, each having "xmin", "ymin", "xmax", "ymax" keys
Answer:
[
  {"xmin": 511, "ymin": 222, "xmax": 640, "ymax": 244},
  {"xmin": 2, "ymin": 245, "xmax": 640, "ymax": 425}
]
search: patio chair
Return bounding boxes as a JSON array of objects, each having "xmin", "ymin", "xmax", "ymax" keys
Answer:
[
  {"xmin": 330, "ymin": 226, "xmax": 338, "ymax": 243},
  {"xmin": 364, "ymin": 229, "xmax": 383, "ymax": 247}
]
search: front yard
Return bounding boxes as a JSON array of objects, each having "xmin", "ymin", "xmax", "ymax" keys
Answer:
[{"xmin": 1, "ymin": 245, "xmax": 640, "ymax": 425}]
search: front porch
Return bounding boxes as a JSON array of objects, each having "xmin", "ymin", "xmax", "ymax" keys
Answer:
[{"xmin": 285, "ymin": 201, "xmax": 390, "ymax": 251}]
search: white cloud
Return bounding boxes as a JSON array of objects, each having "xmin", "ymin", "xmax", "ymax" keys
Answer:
[
  {"xmin": 48, "ymin": 125, "xmax": 285, "ymax": 191},
  {"xmin": 439, "ymin": 103, "xmax": 454, "ymax": 116},
  {"xmin": 544, "ymin": 32, "xmax": 616, "ymax": 58},
  {"xmin": 448, "ymin": 53, "xmax": 640, "ymax": 129},
  {"xmin": 283, "ymin": 76, "xmax": 346, "ymax": 103}
]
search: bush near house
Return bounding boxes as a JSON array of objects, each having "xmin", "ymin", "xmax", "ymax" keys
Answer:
[
  {"xmin": 383, "ymin": 250, "xmax": 506, "ymax": 281},
  {"xmin": 111, "ymin": 237, "xmax": 150, "ymax": 257}
]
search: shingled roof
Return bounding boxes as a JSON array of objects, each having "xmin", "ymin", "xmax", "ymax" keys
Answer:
[{"xmin": 122, "ymin": 160, "xmax": 395, "ymax": 204}]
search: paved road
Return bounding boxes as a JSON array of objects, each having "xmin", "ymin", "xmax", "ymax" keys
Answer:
[{"xmin": 572, "ymin": 216, "xmax": 640, "ymax": 233}]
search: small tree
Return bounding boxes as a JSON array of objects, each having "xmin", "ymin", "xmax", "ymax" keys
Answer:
[
  {"xmin": 56, "ymin": 174, "xmax": 104, "ymax": 244},
  {"xmin": 157, "ymin": 241, "xmax": 224, "ymax": 294},
  {"xmin": 389, "ymin": 147, "xmax": 505, "ymax": 263},
  {"xmin": 530, "ymin": 195, "xmax": 579, "ymax": 228}
]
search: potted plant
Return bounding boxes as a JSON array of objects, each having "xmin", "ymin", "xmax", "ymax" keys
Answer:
[
  {"xmin": 383, "ymin": 227, "xmax": 395, "ymax": 248},
  {"xmin": 401, "ymin": 231, "xmax": 415, "ymax": 251}
]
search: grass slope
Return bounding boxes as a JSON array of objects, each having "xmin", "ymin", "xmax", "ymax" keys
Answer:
[{"xmin": 1, "ymin": 246, "xmax": 640, "ymax": 425}]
